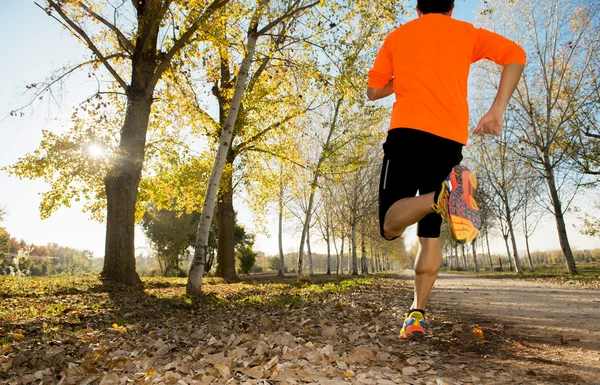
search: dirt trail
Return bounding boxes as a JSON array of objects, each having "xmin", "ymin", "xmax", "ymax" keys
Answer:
[{"xmin": 426, "ymin": 272, "xmax": 600, "ymax": 383}]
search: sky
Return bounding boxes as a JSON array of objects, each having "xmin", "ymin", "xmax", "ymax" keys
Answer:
[{"xmin": 1, "ymin": 0, "xmax": 599, "ymax": 261}]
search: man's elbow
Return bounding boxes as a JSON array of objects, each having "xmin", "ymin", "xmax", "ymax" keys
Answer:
[{"xmin": 366, "ymin": 88, "xmax": 378, "ymax": 101}]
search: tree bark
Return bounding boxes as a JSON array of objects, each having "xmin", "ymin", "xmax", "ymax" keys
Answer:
[
  {"xmin": 525, "ymin": 234, "xmax": 534, "ymax": 272},
  {"xmin": 485, "ymin": 229, "xmax": 494, "ymax": 271},
  {"xmin": 216, "ymin": 154, "xmax": 239, "ymax": 280},
  {"xmin": 471, "ymin": 239, "xmax": 479, "ymax": 272},
  {"xmin": 278, "ymin": 181, "xmax": 285, "ymax": 276},
  {"xmin": 102, "ymin": 93, "xmax": 154, "ymax": 285},
  {"xmin": 504, "ymin": 192, "xmax": 522, "ymax": 274},
  {"xmin": 339, "ymin": 236, "xmax": 344, "ymax": 275},
  {"xmin": 360, "ymin": 229, "xmax": 368, "ymax": 274},
  {"xmin": 306, "ymin": 226, "xmax": 314, "ymax": 277},
  {"xmin": 326, "ymin": 234, "xmax": 331, "ymax": 275},
  {"xmin": 544, "ymin": 163, "xmax": 578, "ymax": 275},
  {"xmin": 503, "ymin": 235, "xmax": 513, "ymax": 271},
  {"xmin": 351, "ymin": 223, "xmax": 359, "ymax": 275},
  {"xmin": 187, "ymin": 28, "xmax": 259, "ymax": 296}
]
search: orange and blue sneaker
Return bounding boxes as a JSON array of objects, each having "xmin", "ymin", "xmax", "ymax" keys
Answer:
[
  {"xmin": 447, "ymin": 165, "xmax": 481, "ymax": 244},
  {"xmin": 399, "ymin": 309, "xmax": 426, "ymax": 339},
  {"xmin": 431, "ymin": 175, "xmax": 451, "ymax": 222}
]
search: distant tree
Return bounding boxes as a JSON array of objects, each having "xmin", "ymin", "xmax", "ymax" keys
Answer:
[
  {"xmin": 236, "ymin": 232, "xmax": 257, "ymax": 275},
  {"xmin": 141, "ymin": 205, "xmax": 200, "ymax": 277}
]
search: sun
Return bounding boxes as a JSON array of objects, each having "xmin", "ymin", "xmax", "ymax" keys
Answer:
[{"xmin": 88, "ymin": 143, "xmax": 105, "ymax": 158}]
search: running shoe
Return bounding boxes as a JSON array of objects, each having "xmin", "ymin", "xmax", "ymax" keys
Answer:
[
  {"xmin": 431, "ymin": 175, "xmax": 451, "ymax": 222},
  {"xmin": 448, "ymin": 165, "xmax": 481, "ymax": 244},
  {"xmin": 399, "ymin": 309, "xmax": 426, "ymax": 339}
]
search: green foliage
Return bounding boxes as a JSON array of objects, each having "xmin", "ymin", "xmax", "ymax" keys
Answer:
[
  {"xmin": 237, "ymin": 237, "xmax": 257, "ymax": 275},
  {"xmin": 141, "ymin": 205, "xmax": 200, "ymax": 277}
]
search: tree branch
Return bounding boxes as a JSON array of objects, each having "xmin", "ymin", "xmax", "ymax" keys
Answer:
[
  {"xmin": 152, "ymin": 0, "xmax": 230, "ymax": 84},
  {"xmin": 77, "ymin": 2, "xmax": 135, "ymax": 54},
  {"xmin": 257, "ymin": 1, "xmax": 320, "ymax": 36},
  {"xmin": 41, "ymin": 1, "xmax": 130, "ymax": 91}
]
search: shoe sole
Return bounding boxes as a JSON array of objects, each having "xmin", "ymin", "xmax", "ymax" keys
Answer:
[
  {"xmin": 449, "ymin": 165, "xmax": 481, "ymax": 244},
  {"xmin": 399, "ymin": 325, "xmax": 426, "ymax": 340}
]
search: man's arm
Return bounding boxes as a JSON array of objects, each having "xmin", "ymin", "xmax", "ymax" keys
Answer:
[
  {"xmin": 472, "ymin": 28, "xmax": 526, "ymax": 136},
  {"xmin": 474, "ymin": 63, "xmax": 525, "ymax": 135},
  {"xmin": 367, "ymin": 79, "xmax": 394, "ymax": 101}
]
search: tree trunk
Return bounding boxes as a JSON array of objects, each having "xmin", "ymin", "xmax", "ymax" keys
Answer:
[
  {"xmin": 326, "ymin": 235, "xmax": 331, "ymax": 275},
  {"xmin": 297, "ymin": 99, "xmax": 342, "ymax": 280},
  {"xmin": 544, "ymin": 164, "xmax": 578, "ymax": 275},
  {"xmin": 485, "ymin": 229, "xmax": 494, "ymax": 271},
  {"xmin": 453, "ymin": 244, "xmax": 458, "ymax": 271},
  {"xmin": 278, "ymin": 183, "xmax": 285, "ymax": 276},
  {"xmin": 361, "ymin": 230, "xmax": 368, "ymax": 274},
  {"xmin": 351, "ymin": 224, "xmax": 359, "ymax": 275},
  {"xmin": 102, "ymin": 93, "xmax": 154, "ymax": 286},
  {"xmin": 216, "ymin": 156, "xmax": 239, "ymax": 280},
  {"xmin": 332, "ymin": 227, "xmax": 339, "ymax": 275},
  {"xmin": 339, "ymin": 236, "xmax": 344, "ymax": 275},
  {"xmin": 525, "ymin": 234, "xmax": 534, "ymax": 272},
  {"xmin": 504, "ymin": 194, "xmax": 522, "ymax": 274},
  {"xmin": 471, "ymin": 239, "xmax": 479, "ymax": 272},
  {"xmin": 306, "ymin": 226, "xmax": 314, "ymax": 277},
  {"xmin": 503, "ymin": 234, "xmax": 513, "ymax": 271},
  {"xmin": 461, "ymin": 243, "xmax": 468, "ymax": 270},
  {"xmin": 369, "ymin": 239, "xmax": 376, "ymax": 272},
  {"xmin": 187, "ymin": 29, "xmax": 259, "ymax": 296},
  {"xmin": 479, "ymin": 237, "xmax": 486, "ymax": 271}
]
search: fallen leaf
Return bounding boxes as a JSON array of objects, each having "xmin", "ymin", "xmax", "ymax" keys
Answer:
[
  {"xmin": 472, "ymin": 328, "xmax": 484, "ymax": 340},
  {"xmin": 403, "ymin": 366, "xmax": 418, "ymax": 376},
  {"xmin": 244, "ymin": 365, "xmax": 265, "ymax": 379}
]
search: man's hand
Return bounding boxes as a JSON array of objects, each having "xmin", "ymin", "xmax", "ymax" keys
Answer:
[{"xmin": 473, "ymin": 107, "xmax": 504, "ymax": 136}]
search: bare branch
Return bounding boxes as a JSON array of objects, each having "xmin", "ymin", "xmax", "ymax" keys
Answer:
[
  {"xmin": 41, "ymin": 0, "xmax": 130, "ymax": 91},
  {"xmin": 257, "ymin": 1, "xmax": 319, "ymax": 36},
  {"xmin": 77, "ymin": 2, "xmax": 135, "ymax": 54}
]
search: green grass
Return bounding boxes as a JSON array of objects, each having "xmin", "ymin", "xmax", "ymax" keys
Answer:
[
  {"xmin": 442, "ymin": 263, "xmax": 600, "ymax": 280},
  {"xmin": 0, "ymin": 274, "xmax": 378, "ymax": 327}
]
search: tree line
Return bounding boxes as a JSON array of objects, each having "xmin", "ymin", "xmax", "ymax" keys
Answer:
[{"xmin": 4, "ymin": 0, "xmax": 599, "ymax": 290}]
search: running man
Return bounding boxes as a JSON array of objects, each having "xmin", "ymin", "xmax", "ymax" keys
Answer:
[{"xmin": 367, "ymin": 0, "xmax": 526, "ymax": 339}]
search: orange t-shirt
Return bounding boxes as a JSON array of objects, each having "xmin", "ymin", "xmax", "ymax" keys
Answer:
[{"xmin": 368, "ymin": 14, "xmax": 526, "ymax": 145}]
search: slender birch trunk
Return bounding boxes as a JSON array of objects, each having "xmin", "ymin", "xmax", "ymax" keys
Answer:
[
  {"xmin": 278, "ymin": 180, "xmax": 285, "ymax": 276},
  {"xmin": 187, "ymin": 28, "xmax": 259, "ymax": 296},
  {"xmin": 297, "ymin": 98, "xmax": 343, "ymax": 280}
]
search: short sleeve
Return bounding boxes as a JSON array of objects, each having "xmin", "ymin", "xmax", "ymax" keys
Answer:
[
  {"xmin": 368, "ymin": 38, "xmax": 393, "ymax": 88},
  {"xmin": 472, "ymin": 28, "xmax": 527, "ymax": 66}
]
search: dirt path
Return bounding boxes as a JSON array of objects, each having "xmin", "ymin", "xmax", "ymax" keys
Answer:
[{"xmin": 426, "ymin": 271, "xmax": 600, "ymax": 383}]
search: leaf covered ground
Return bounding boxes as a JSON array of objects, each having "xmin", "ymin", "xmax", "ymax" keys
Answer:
[{"xmin": 0, "ymin": 274, "xmax": 597, "ymax": 384}]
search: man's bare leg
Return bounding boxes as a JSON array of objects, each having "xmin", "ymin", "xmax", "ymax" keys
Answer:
[
  {"xmin": 383, "ymin": 192, "xmax": 435, "ymax": 239},
  {"xmin": 412, "ymin": 237, "xmax": 442, "ymax": 310}
]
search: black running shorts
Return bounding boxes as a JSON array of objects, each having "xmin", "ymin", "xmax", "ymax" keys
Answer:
[{"xmin": 379, "ymin": 128, "xmax": 463, "ymax": 240}]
